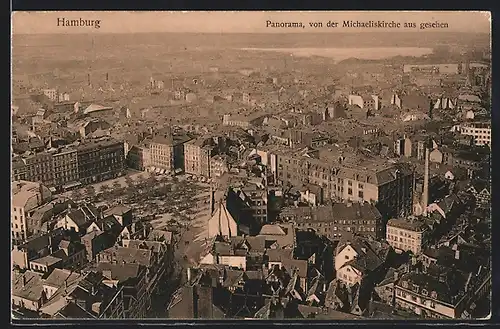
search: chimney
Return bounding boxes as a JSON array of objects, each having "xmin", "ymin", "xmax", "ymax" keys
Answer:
[
  {"xmin": 394, "ymin": 271, "xmax": 399, "ymax": 281},
  {"xmin": 22, "ymin": 275, "xmax": 26, "ymax": 287},
  {"xmin": 422, "ymin": 147, "xmax": 430, "ymax": 216},
  {"xmin": 64, "ymin": 280, "xmax": 68, "ymax": 289},
  {"xmin": 187, "ymin": 267, "xmax": 192, "ymax": 282},
  {"xmin": 455, "ymin": 250, "xmax": 460, "ymax": 260}
]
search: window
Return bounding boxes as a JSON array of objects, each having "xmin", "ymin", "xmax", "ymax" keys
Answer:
[
  {"xmin": 345, "ymin": 255, "xmax": 349, "ymax": 260},
  {"xmin": 348, "ymin": 188, "xmax": 353, "ymax": 195},
  {"xmin": 348, "ymin": 180, "xmax": 352, "ymax": 186},
  {"xmin": 358, "ymin": 183, "xmax": 363, "ymax": 189},
  {"xmin": 347, "ymin": 268, "xmax": 351, "ymax": 272},
  {"xmin": 358, "ymin": 191, "xmax": 364, "ymax": 198},
  {"xmin": 430, "ymin": 301, "xmax": 436, "ymax": 309}
]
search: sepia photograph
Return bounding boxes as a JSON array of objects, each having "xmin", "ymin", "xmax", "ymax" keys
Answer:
[{"xmin": 11, "ymin": 11, "xmax": 491, "ymax": 321}]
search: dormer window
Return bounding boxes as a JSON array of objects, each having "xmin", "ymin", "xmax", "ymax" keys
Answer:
[
  {"xmin": 431, "ymin": 291, "xmax": 437, "ymax": 299},
  {"xmin": 402, "ymin": 281, "xmax": 408, "ymax": 289},
  {"xmin": 422, "ymin": 289, "xmax": 428, "ymax": 296}
]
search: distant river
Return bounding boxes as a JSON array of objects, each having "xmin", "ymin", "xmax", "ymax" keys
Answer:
[{"xmin": 239, "ymin": 47, "xmax": 433, "ymax": 62}]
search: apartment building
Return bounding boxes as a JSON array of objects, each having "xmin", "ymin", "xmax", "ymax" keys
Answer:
[
  {"xmin": 126, "ymin": 142, "xmax": 151, "ymax": 171},
  {"xmin": 276, "ymin": 150, "xmax": 414, "ymax": 219},
  {"xmin": 282, "ymin": 202, "xmax": 384, "ymax": 241},
  {"xmin": 394, "ymin": 269, "xmax": 489, "ymax": 319},
  {"xmin": 184, "ymin": 137, "xmax": 216, "ymax": 178},
  {"xmin": 348, "ymin": 94, "xmax": 380, "ymax": 111},
  {"xmin": 16, "ymin": 152, "xmax": 55, "ymax": 188},
  {"xmin": 42, "ymin": 88, "xmax": 58, "ymax": 102},
  {"xmin": 386, "ymin": 217, "xmax": 429, "ymax": 255},
  {"xmin": 459, "ymin": 121, "xmax": 491, "ymax": 147},
  {"xmin": 12, "ymin": 181, "xmax": 52, "ymax": 244},
  {"xmin": 76, "ymin": 138, "xmax": 125, "ymax": 185},
  {"xmin": 50, "ymin": 147, "xmax": 79, "ymax": 191},
  {"xmin": 150, "ymin": 133, "xmax": 174, "ymax": 172}
]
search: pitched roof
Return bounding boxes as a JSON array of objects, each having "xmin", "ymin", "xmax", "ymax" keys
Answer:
[
  {"xmin": 281, "ymin": 258, "xmax": 308, "ymax": 278},
  {"xmin": 266, "ymin": 248, "xmax": 294, "ymax": 262},
  {"xmin": 104, "ymin": 204, "xmax": 132, "ymax": 217},
  {"xmin": 12, "ymin": 271, "xmax": 44, "ymax": 302},
  {"xmin": 99, "ymin": 246, "xmax": 153, "ymax": 267},
  {"xmin": 148, "ymin": 229, "xmax": 173, "ymax": 244},
  {"xmin": 44, "ymin": 269, "xmax": 82, "ymax": 289},
  {"xmin": 124, "ymin": 239, "xmax": 165, "ymax": 254},
  {"xmin": 96, "ymin": 263, "xmax": 143, "ymax": 282}
]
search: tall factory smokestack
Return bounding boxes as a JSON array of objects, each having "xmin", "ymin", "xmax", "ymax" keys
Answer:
[
  {"xmin": 106, "ymin": 72, "xmax": 109, "ymax": 81},
  {"xmin": 422, "ymin": 144, "xmax": 430, "ymax": 216},
  {"xmin": 87, "ymin": 73, "xmax": 91, "ymax": 86}
]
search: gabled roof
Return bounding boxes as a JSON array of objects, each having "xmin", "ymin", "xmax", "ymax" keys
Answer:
[
  {"xmin": 83, "ymin": 104, "xmax": 113, "ymax": 114},
  {"xmin": 12, "ymin": 271, "xmax": 44, "ymax": 302},
  {"xmin": 43, "ymin": 268, "xmax": 82, "ymax": 289},
  {"xmin": 99, "ymin": 246, "xmax": 153, "ymax": 267}
]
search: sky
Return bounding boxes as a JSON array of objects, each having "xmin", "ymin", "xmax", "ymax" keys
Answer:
[{"xmin": 12, "ymin": 11, "xmax": 491, "ymax": 35}]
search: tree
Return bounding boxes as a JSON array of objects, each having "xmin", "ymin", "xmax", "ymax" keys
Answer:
[
  {"xmin": 84, "ymin": 185, "xmax": 96, "ymax": 197},
  {"xmin": 100, "ymin": 184, "xmax": 110, "ymax": 192},
  {"xmin": 124, "ymin": 175, "xmax": 134, "ymax": 187},
  {"xmin": 112, "ymin": 181, "xmax": 122, "ymax": 190},
  {"xmin": 71, "ymin": 190, "xmax": 82, "ymax": 201}
]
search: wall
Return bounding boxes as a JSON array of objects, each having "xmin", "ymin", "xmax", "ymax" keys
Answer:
[
  {"xmin": 335, "ymin": 245, "xmax": 358, "ymax": 271},
  {"xmin": 219, "ymin": 255, "xmax": 246, "ymax": 270},
  {"xmin": 395, "ymin": 286, "xmax": 455, "ymax": 318},
  {"xmin": 336, "ymin": 264, "xmax": 362, "ymax": 287}
]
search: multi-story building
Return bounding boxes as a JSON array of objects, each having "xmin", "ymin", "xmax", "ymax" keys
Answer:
[
  {"xmin": 459, "ymin": 121, "xmax": 491, "ymax": 147},
  {"xmin": 348, "ymin": 94, "xmax": 380, "ymax": 111},
  {"xmin": 394, "ymin": 269, "xmax": 490, "ymax": 319},
  {"xmin": 12, "ymin": 157, "xmax": 27, "ymax": 181},
  {"xmin": 184, "ymin": 137, "xmax": 216, "ymax": 178},
  {"xmin": 76, "ymin": 138, "xmax": 125, "ymax": 185},
  {"xmin": 172, "ymin": 135, "xmax": 192, "ymax": 172},
  {"xmin": 150, "ymin": 133, "xmax": 174, "ymax": 172},
  {"xmin": 275, "ymin": 150, "xmax": 414, "ymax": 219},
  {"xmin": 335, "ymin": 235, "xmax": 392, "ymax": 287},
  {"xmin": 210, "ymin": 155, "xmax": 229, "ymax": 178},
  {"xmin": 50, "ymin": 147, "xmax": 79, "ymax": 191},
  {"xmin": 42, "ymin": 88, "xmax": 58, "ymax": 102},
  {"xmin": 126, "ymin": 142, "xmax": 151, "ymax": 171},
  {"xmin": 18, "ymin": 152, "xmax": 55, "ymax": 188},
  {"xmin": 386, "ymin": 217, "xmax": 429, "ymax": 255},
  {"xmin": 38, "ymin": 271, "xmax": 126, "ymax": 319},
  {"xmin": 97, "ymin": 263, "xmax": 149, "ymax": 318},
  {"xmin": 12, "ymin": 181, "xmax": 52, "ymax": 244},
  {"xmin": 282, "ymin": 202, "xmax": 384, "ymax": 241}
]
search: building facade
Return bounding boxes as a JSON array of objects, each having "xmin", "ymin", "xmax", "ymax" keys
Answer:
[
  {"xmin": 12, "ymin": 181, "xmax": 52, "ymax": 244},
  {"xmin": 460, "ymin": 121, "xmax": 491, "ymax": 147},
  {"xmin": 386, "ymin": 217, "xmax": 429, "ymax": 255},
  {"xmin": 184, "ymin": 138, "xmax": 216, "ymax": 178},
  {"xmin": 150, "ymin": 135, "xmax": 174, "ymax": 172},
  {"xmin": 76, "ymin": 138, "xmax": 125, "ymax": 185},
  {"xmin": 51, "ymin": 147, "xmax": 79, "ymax": 191}
]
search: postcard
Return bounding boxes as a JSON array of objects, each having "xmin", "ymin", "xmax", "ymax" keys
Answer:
[{"xmin": 11, "ymin": 11, "xmax": 491, "ymax": 321}]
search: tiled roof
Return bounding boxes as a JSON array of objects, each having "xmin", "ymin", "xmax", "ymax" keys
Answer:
[
  {"xmin": 99, "ymin": 246, "xmax": 153, "ymax": 267},
  {"xmin": 12, "ymin": 271, "xmax": 44, "ymax": 302},
  {"xmin": 96, "ymin": 263, "xmax": 143, "ymax": 283},
  {"xmin": 44, "ymin": 269, "xmax": 82, "ymax": 289}
]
